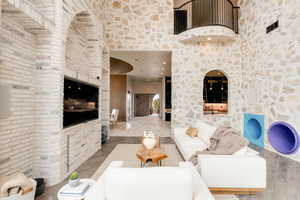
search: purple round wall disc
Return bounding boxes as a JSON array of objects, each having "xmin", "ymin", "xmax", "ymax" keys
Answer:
[{"xmin": 268, "ymin": 121, "xmax": 299, "ymax": 155}]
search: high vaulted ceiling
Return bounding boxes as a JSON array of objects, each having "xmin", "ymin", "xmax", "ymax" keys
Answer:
[{"xmin": 110, "ymin": 51, "xmax": 172, "ymax": 81}]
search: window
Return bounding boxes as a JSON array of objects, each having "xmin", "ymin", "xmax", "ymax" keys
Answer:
[{"xmin": 203, "ymin": 70, "xmax": 228, "ymax": 114}]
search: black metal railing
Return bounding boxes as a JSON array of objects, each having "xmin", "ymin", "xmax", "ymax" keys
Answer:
[{"xmin": 174, "ymin": 0, "xmax": 239, "ymax": 34}]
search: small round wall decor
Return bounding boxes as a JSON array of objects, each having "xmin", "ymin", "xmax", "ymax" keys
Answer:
[{"xmin": 268, "ymin": 121, "xmax": 299, "ymax": 155}]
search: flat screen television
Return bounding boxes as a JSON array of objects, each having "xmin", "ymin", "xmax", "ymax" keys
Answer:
[{"xmin": 64, "ymin": 77, "xmax": 99, "ymax": 128}]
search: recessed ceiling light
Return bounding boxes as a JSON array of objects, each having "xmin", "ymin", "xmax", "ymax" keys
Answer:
[
  {"xmin": 163, "ymin": 61, "xmax": 167, "ymax": 65},
  {"xmin": 207, "ymin": 37, "xmax": 212, "ymax": 41}
]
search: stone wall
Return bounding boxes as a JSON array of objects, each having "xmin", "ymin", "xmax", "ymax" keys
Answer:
[
  {"xmin": 239, "ymin": 0, "xmax": 300, "ymax": 162},
  {"xmin": 105, "ymin": 0, "xmax": 173, "ymax": 50},
  {"xmin": 172, "ymin": 41, "xmax": 243, "ymax": 130},
  {"xmin": 0, "ymin": 0, "xmax": 109, "ymax": 186},
  {"xmin": 60, "ymin": 0, "xmax": 106, "ymax": 184},
  {"xmin": 105, "ymin": 0, "xmax": 243, "ymax": 130},
  {"xmin": 104, "ymin": 0, "xmax": 300, "ymax": 162},
  {"xmin": 0, "ymin": 16, "xmax": 37, "ymax": 177}
]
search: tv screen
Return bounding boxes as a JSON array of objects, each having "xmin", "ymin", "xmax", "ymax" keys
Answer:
[{"xmin": 64, "ymin": 77, "xmax": 99, "ymax": 128}]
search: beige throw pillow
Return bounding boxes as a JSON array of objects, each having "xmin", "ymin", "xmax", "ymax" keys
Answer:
[{"xmin": 186, "ymin": 127, "xmax": 198, "ymax": 137}]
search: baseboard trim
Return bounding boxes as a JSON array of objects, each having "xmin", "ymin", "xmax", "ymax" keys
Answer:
[{"xmin": 209, "ymin": 187, "xmax": 264, "ymax": 195}]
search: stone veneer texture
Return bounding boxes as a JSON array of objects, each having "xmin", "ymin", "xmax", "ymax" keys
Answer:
[
  {"xmin": 0, "ymin": 16, "xmax": 37, "ymax": 177},
  {"xmin": 105, "ymin": 0, "xmax": 243, "ymax": 129},
  {"xmin": 105, "ymin": 0, "xmax": 300, "ymax": 162},
  {"xmin": 0, "ymin": 0, "xmax": 109, "ymax": 186},
  {"xmin": 105, "ymin": 0, "xmax": 174, "ymax": 50},
  {"xmin": 239, "ymin": 0, "xmax": 300, "ymax": 161}
]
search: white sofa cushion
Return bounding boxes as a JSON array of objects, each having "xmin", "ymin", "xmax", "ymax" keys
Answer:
[
  {"xmin": 104, "ymin": 167, "xmax": 193, "ymax": 200},
  {"xmin": 233, "ymin": 146, "xmax": 260, "ymax": 156},
  {"xmin": 174, "ymin": 129, "xmax": 208, "ymax": 160},
  {"xmin": 194, "ymin": 121, "xmax": 217, "ymax": 145},
  {"xmin": 197, "ymin": 155, "xmax": 266, "ymax": 188}
]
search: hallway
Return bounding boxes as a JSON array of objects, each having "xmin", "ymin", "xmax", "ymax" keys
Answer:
[{"xmin": 110, "ymin": 115, "xmax": 171, "ymax": 137}]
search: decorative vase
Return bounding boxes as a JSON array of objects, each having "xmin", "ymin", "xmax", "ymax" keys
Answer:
[
  {"xmin": 143, "ymin": 137, "xmax": 157, "ymax": 150},
  {"xmin": 68, "ymin": 178, "xmax": 80, "ymax": 187}
]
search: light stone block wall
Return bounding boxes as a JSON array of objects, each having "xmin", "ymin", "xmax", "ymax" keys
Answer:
[
  {"xmin": 60, "ymin": 0, "xmax": 107, "ymax": 185},
  {"xmin": 239, "ymin": 0, "xmax": 300, "ymax": 162},
  {"xmin": 0, "ymin": 16, "xmax": 37, "ymax": 177},
  {"xmin": 0, "ymin": 0, "xmax": 110, "ymax": 186}
]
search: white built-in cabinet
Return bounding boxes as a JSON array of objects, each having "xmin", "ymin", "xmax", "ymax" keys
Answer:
[{"xmin": 64, "ymin": 120, "xmax": 101, "ymax": 174}]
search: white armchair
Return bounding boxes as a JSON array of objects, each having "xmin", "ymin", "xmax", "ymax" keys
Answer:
[{"xmin": 85, "ymin": 161, "xmax": 215, "ymax": 200}]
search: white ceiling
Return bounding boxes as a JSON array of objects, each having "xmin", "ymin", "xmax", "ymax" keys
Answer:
[{"xmin": 110, "ymin": 51, "xmax": 172, "ymax": 81}]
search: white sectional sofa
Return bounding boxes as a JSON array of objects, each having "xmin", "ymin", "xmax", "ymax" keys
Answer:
[
  {"xmin": 173, "ymin": 121, "xmax": 266, "ymax": 194},
  {"xmin": 85, "ymin": 161, "xmax": 215, "ymax": 200}
]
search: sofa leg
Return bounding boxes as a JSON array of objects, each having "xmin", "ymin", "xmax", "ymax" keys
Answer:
[{"xmin": 209, "ymin": 188, "xmax": 264, "ymax": 195}]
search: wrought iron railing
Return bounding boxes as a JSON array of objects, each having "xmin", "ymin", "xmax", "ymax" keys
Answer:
[{"xmin": 174, "ymin": 0, "xmax": 239, "ymax": 34}]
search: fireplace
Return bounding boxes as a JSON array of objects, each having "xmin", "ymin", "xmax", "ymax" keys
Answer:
[{"xmin": 64, "ymin": 77, "xmax": 99, "ymax": 128}]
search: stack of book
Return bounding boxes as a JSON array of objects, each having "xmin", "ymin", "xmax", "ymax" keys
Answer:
[{"xmin": 58, "ymin": 181, "xmax": 90, "ymax": 198}]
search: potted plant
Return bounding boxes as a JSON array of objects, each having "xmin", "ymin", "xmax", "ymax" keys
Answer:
[{"xmin": 68, "ymin": 172, "xmax": 80, "ymax": 187}]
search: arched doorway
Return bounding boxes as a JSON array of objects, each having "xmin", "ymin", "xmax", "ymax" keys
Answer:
[{"xmin": 203, "ymin": 70, "xmax": 228, "ymax": 114}]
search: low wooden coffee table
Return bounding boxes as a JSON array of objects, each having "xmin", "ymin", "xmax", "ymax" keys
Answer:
[{"xmin": 136, "ymin": 146, "xmax": 168, "ymax": 167}]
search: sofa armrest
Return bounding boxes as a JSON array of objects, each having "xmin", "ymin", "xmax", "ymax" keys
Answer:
[
  {"xmin": 198, "ymin": 155, "xmax": 266, "ymax": 188},
  {"xmin": 85, "ymin": 161, "xmax": 124, "ymax": 200},
  {"xmin": 179, "ymin": 162, "xmax": 215, "ymax": 200}
]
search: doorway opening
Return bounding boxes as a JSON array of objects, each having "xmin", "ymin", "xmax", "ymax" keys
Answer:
[
  {"xmin": 203, "ymin": 70, "xmax": 228, "ymax": 115},
  {"xmin": 134, "ymin": 94, "xmax": 160, "ymax": 117},
  {"xmin": 109, "ymin": 50, "xmax": 172, "ymax": 137}
]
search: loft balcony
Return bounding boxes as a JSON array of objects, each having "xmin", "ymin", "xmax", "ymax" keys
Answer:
[{"xmin": 174, "ymin": 0, "xmax": 239, "ymax": 42}]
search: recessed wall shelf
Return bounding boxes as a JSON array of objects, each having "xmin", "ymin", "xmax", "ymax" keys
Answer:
[
  {"xmin": 268, "ymin": 121, "xmax": 299, "ymax": 155},
  {"xmin": 244, "ymin": 113, "xmax": 265, "ymax": 148}
]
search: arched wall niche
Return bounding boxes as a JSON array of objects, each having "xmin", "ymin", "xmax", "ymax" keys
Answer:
[
  {"xmin": 203, "ymin": 69, "xmax": 229, "ymax": 115},
  {"xmin": 65, "ymin": 11, "xmax": 101, "ymax": 80}
]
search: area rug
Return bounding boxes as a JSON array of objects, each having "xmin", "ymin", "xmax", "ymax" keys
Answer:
[{"xmin": 92, "ymin": 144, "xmax": 239, "ymax": 200}]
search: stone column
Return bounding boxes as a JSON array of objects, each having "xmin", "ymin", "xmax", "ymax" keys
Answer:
[{"xmin": 33, "ymin": 0, "xmax": 64, "ymax": 186}]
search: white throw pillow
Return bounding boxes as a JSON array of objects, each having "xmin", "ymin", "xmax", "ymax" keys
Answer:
[{"xmin": 194, "ymin": 121, "xmax": 217, "ymax": 145}]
